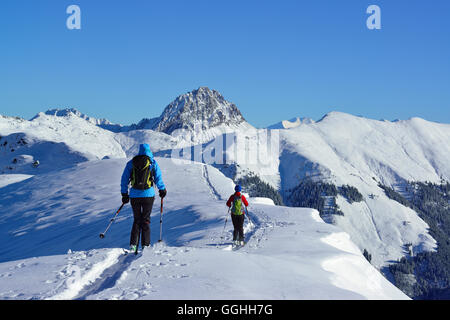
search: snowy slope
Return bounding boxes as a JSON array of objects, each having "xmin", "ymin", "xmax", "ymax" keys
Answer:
[
  {"xmin": 3, "ymin": 106, "xmax": 446, "ymax": 270},
  {"xmin": 166, "ymin": 111, "xmax": 448, "ymax": 268},
  {"xmin": 0, "ymin": 98, "xmax": 448, "ymax": 299},
  {"xmin": 0, "ymin": 157, "xmax": 407, "ymax": 300},
  {"xmin": 0, "ymin": 132, "xmax": 89, "ymax": 174},
  {"xmin": 0, "ymin": 174, "xmax": 33, "ymax": 188},
  {"xmin": 113, "ymin": 130, "xmax": 179, "ymax": 157},
  {"xmin": 280, "ymin": 112, "xmax": 450, "ymax": 189},
  {"xmin": 274, "ymin": 112, "xmax": 450, "ymax": 267},
  {"xmin": 0, "ymin": 112, "xmax": 126, "ymax": 174}
]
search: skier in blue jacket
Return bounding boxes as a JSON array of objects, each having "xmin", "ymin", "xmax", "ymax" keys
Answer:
[{"xmin": 121, "ymin": 143, "xmax": 166, "ymax": 252}]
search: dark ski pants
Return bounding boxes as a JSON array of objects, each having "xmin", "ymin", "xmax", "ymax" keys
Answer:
[
  {"xmin": 130, "ymin": 197, "xmax": 154, "ymax": 247},
  {"xmin": 231, "ymin": 214, "xmax": 245, "ymax": 241}
]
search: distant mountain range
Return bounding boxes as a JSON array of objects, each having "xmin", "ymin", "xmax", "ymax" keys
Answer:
[{"xmin": 40, "ymin": 87, "xmax": 249, "ymax": 137}]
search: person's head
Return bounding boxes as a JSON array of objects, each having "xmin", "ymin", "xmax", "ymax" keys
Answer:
[
  {"xmin": 235, "ymin": 185, "xmax": 242, "ymax": 192},
  {"xmin": 138, "ymin": 143, "xmax": 153, "ymax": 159}
]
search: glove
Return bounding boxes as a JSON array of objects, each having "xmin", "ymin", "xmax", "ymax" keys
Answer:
[
  {"xmin": 159, "ymin": 189, "xmax": 167, "ymax": 199},
  {"xmin": 121, "ymin": 193, "xmax": 129, "ymax": 204}
]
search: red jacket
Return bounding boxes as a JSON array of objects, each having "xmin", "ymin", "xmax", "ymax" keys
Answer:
[{"xmin": 226, "ymin": 192, "xmax": 249, "ymax": 209}]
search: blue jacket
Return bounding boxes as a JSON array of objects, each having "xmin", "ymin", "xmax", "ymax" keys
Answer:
[{"xmin": 121, "ymin": 144, "xmax": 165, "ymax": 198}]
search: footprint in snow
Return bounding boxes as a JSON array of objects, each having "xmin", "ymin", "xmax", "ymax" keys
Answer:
[
  {"xmin": 170, "ymin": 274, "xmax": 189, "ymax": 279},
  {"xmin": 0, "ymin": 272, "xmax": 12, "ymax": 278},
  {"xmin": 122, "ymin": 292, "xmax": 140, "ymax": 300},
  {"xmin": 174, "ymin": 263, "xmax": 188, "ymax": 267}
]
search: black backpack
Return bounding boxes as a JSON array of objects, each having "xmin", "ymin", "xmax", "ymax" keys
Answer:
[{"xmin": 131, "ymin": 155, "xmax": 154, "ymax": 190}]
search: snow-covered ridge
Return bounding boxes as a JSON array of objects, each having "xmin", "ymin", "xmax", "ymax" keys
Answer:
[
  {"xmin": 0, "ymin": 111, "xmax": 126, "ymax": 175},
  {"xmin": 35, "ymin": 88, "xmax": 255, "ymax": 144},
  {"xmin": 267, "ymin": 117, "xmax": 315, "ymax": 129},
  {"xmin": 0, "ymin": 158, "xmax": 408, "ymax": 300},
  {"xmin": 275, "ymin": 111, "xmax": 449, "ymax": 267},
  {"xmin": 34, "ymin": 108, "xmax": 115, "ymax": 126},
  {"xmin": 286, "ymin": 111, "xmax": 450, "ymax": 188}
]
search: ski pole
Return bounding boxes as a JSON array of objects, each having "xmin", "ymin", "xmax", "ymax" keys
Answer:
[
  {"xmin": 99, "ymin": 203, "xmax": 125, "ymax": 239},
  {"xmin": 136, "ymin": 223, "xmax": 141, "ymax": 255},
  {"xmin": 158, "ymin": 197, "xmax": 164, "ymax": 243},
  {"xmin": 221, "ymin": 207, "xmax": 231, "ymax": 242},
  {"xmin": 245, "ymin": 206, "xmax": 253, "ymax": 226}
]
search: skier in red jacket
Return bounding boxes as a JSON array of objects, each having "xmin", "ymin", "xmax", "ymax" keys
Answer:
[{"xmin": 226, "ymin": 185, "xmax": 249, "ymax": 246}]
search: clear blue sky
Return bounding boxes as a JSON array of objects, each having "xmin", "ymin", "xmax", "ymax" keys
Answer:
[{"xmin": 1, "ymin": 0, "xmax": 449, "ymax": 127}]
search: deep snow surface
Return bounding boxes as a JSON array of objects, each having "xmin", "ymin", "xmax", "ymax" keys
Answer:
[{"xmin": 0, "ymin": 158, "xmax": 408, "ymax": 300}]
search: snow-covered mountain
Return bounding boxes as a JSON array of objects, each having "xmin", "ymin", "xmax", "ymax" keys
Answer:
[
  {"xmin": 280, "ymin": 112, "xmax": 450, "ymax": 189},
  {"xmin": 158, "ymin": 111, "xmax": 449, "ymax": 269},
  {"xmin": 43, "ymin": 87, "xmax": 255, "ymax": 145},
  {"xmin": 153, "ymin": 87, "xmax": 248, "ymax": 134},
  {"xmin": 33, "ymin": 108, "xmax": 128, "ymax": 133},
  {"xmin": 273, "ymin": 112, "xmax": 449, "ymax": 269},
  {"xmin": 0, "ymin": 112, "xmax": 125, "ymax": 175},
  {"xmin": 109, "ymin": 87, "xmax": 254, "ymax": 143},
  {"xmin": 38, "ymin": 108, "xmax": 115, "ymax": 127},
  {"xmin": 1, "ymin": 88, "xmax": 449, "ymax": 299},
  {"xmin": 267, "ymin": 117, "xmax": 315, "ymax": 129}
]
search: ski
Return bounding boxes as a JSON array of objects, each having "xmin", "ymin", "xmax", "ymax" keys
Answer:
[
  {"xmin": 123, "ymin": 245, "xmax": 151, "ymax": 256},
  {"xmin": 123, "ymin": 248, "xmax": 142, "ymax": 256},
  {"xmin": 232, "ymin": 241, "xmax": 246, "ymax": 251}
]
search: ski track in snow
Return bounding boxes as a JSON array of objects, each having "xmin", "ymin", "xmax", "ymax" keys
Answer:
[
  {"xmin": 49, "ymin": 249, "xmax": 124, "ymax": 300},
  {"xmin": 73, "ymin": 252, "xmax": 138, "ymax": 300},
  {"xmin": 92, "ymin": 245, "xmax": 195, "ymax": 300},
  {"xmin": 8, "ymin": 199, "xmax": 396, "ymax": 300},
  {"xmin": 47, "ymin": 209, "xmax": 277, "ymax": 300},
  {"xmin": 201, "ymin": 164, "xmax": 222, "ymax": 200},
  {"xmin": 0, "ymin": 204, "xmax": 408, "ymax": 300}
]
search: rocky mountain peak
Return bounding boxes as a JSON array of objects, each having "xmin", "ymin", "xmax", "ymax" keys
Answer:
[{"xmin": 152, "ymin": 87, "xmax": 246, "ymax": 134}]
